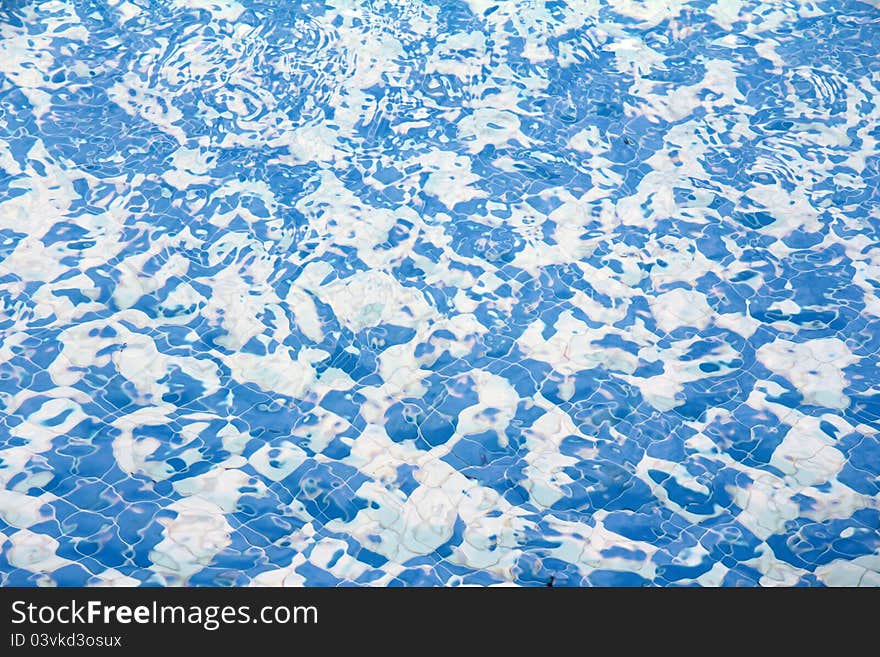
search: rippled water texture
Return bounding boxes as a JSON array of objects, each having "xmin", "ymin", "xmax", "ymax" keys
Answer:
[{"xmin": 0, "ymin": 0, "xmax": 879, "ymax": 587}]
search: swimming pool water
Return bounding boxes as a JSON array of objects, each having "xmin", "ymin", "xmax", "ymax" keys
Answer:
[{"xmin": 0, "ymin": 0, "xmax": 878, "ymax": 587}]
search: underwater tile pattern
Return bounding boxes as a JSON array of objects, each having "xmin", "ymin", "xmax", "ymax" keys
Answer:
[{"xmin": 0, "ymin": 0, "xmax": 879, "ymax": 587}]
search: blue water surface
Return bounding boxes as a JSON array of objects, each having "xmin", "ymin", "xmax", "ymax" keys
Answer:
[{"xmin": 0, "ymin": 0, "xmax": 878, "ymax": 587}]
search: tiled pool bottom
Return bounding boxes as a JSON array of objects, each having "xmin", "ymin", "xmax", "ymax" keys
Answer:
[{"xmin": 1, "ymin": 0, "xmax": 879, "ymax": 588}]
